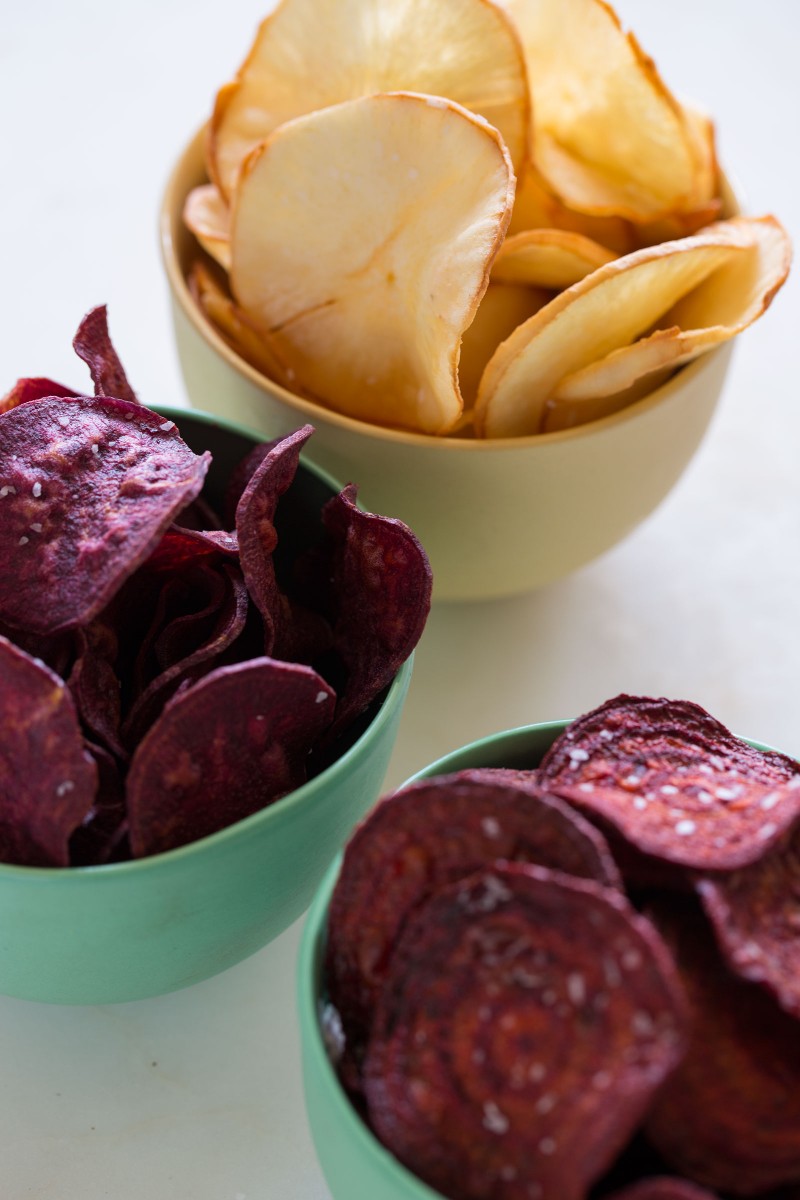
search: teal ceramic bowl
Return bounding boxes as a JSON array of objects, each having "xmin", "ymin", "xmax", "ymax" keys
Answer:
[
  {"xmin": 0, "ymin": 406, "xmax": 412, "ymax": 1005},
  {"xmin": 297, "ymin": 720, "xmax": 568, "ymax": 1200}
]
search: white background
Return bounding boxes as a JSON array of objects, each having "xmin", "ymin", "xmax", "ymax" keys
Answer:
[{"xmin": 1, "ymin": 2, "xmax": 799, "ymax": 1197}]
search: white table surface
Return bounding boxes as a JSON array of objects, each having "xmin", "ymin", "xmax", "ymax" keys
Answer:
[{"xmin": 2, "ymin": 2, "xmax": 799, "ymax": 1196}]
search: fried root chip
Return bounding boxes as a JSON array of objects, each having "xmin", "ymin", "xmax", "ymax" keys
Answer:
[
  {"xmin": 645, "ymin": 901, "xmax": 800, "ymax": 1196},
  {"xmin": 508, "ymin": 160, "xmax": 637, "ymax": 252},
  {"xmin": 458, "ymin": 282, "xmax": 550, "ymax": 408},
  {"xmin": 550, "ymin": 216, "xmax": 792, "ymax": 409},
  {"xmin": 0, "ymin": 376, "xmax": 78, "ymax": 415},
  {"xmin": 0, "ymin": 636, "xmax": 97, "ymax": 866},
  {"xmin": 230, "ymin": 91, "xmax": 514, "ymax": 435},
  {"xmin": 607, "ymin": 1179, "xmax": 722, "ymax": 1200},
  {"xmin": 72, "ymin": 305, "xmax": 138, "ymax": 404},
  {"xmin": 325, "ymin": 770, "xmax": 621, "ymax": 1042},
  {"xmin": 500, "ymin": 0, "xmax": 701, "ymax": 221},
  {"xmin": 126, "ymin": 657, "xmax": 335, "ymax": 857},
  {"xmin": 208, "ymin": 0, "xmax": 530, "ymax": 198},
  {"xmin": 0, "ymin": 397, "xmax": 211, "ymax": 635},
  {"xmin": 363, "ymin": 863, "xmax": 687, "ymax": 1200},
  {"xmin": 697, "ymin": 821, "xmax": 800, "ymax": 1020},
  {"xmin": 537, "ymin": 695, "xmax": 800, "ymax": 872},
  {"xmin": 475, "ymin": 220, "xmax": 750, "ymax": 436},
  {"xmin": 492, "ymin": 227, "xmax": 616, "ymax": 289},
  {"xmin": 188, "ymin": 261, "xmax": 293, "ymax": 387},
  {"xmin": 183, "ymin": 184, "xmax": 231, "ymax": 270}
]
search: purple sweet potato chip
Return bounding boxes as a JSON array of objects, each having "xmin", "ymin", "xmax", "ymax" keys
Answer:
[
  {"xmin": 0, "ymin": 376, "xmax": 78, "ymax": 415},
  {"xmin": 0, "ymin": 635, "xmax": 97, "ymax": 866},
  {"xmin": 224, "ymin": 436, "xmax": 284, "ymax": 526},
  {"xmin": 235, "ymin": 424, "xmax": 314, "ymax": 654},
  {"xmin": 68, "ymin": 739, "xmax": 128, "ymax": 867},
  {"xmin": 0, "ymin": 396, "xmax": 210, "ymax": 635},
  {"xmin": 363, "ymin": 863, "xmax": 687, "ymax": 1200},
  {"xmin": 326, "ymin": 770, "xmax": 622, "ymax": 1048},
  {"xmin": 645, "ymin": 899, "xmax": 800, "ymax": 1196},
  {"xmin": 696, "ymin": 822, "xmax": 800, "ymax": 1019},
  {"xmin": 126, "ymin": 656, "xmax": 335, "ymax": 857},
  {"xmin": 606, "ymin": 1180, "xmax": 721, "ymax": 1200},
  {"xmin": 67, "ymin": 619, "xmax": 125, "ymax": 762},
  {"xmin": 72, "ymin": 305, "xmax": 138, "ymax": 404},
  {"xmin": 538, "ymin": 695, "xmax": 800, "ymax": 871},
  {"xmin": 312, "ymin": 484, "xmax": 432, "ymax": 739}
]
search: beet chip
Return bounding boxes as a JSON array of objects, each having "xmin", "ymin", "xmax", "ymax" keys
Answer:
[
  {"xmin": 313, "ymin": 484, "xmax": 432, "ymax": 737},
  {"xmin": 606, "ymin": 1180, "xmax": 721, "ymax": 1200},
  {"xmin": 696, "ymin": 823, "xmax": 800, "ymax": 1019},
  {"xmin": 126, "ymin": 657, "xmax": 335, "ymax": 857},
  {"xmin": 235, "ymin": 424, "xmax": 314, "ymax": 654},
  {"xmin": 68, "ymin": 620, "xmax": 126, "ymax": 763},
  {"xmin": 0, "ymin": 376, "xmax": 78, "ymax": 414},
  {"xmin": 538, "ymin": 695, "xmax": 800, "ymax": 871},
  {"xmin": 326, "ymin": 770, "xmax": 621, "ymax": 1046},
  {"xmin": 72, "ymin": 305, "xmax": 138, "ymax": 404},
  {"xmin": 645, "ymin": 901, "xmax": 800, "ymax": 1196},
  {"xmin": 363, "ymin": 863, "xmax": 687, "ymax": 1200},
  {"xmin": 0, "ymin": 397, "xmax": 210, "ymax": 635},
  {"xmin": 0, "ymin": 636, "xmax": 97, "ymax": 866}
]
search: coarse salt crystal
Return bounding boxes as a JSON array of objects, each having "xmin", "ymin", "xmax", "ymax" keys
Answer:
[
  {"xmin": 675, "ymin": 819, "xmax": 696, "ymax": 836},
  {"xmin": 32, "ymin": 481, "xmax": 42, "ymax": 497}
]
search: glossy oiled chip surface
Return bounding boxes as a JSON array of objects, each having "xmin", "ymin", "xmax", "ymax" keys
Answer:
[
  {"xmin": 325, "ymin": 770, "xmax": 621, "ymax": 1040},
  {"xmin": 538, "ymin": 694, "xmax": 800, "ymax": 870},
  {"xmin": 0, "ymin": 636, "xmax": 97, "ymax": 866},
  {"xmin": 363, "ymin": 863, "xmax": 686, "ymax": 1200},
  {"xmin": 126, "ymin": 658, "xmax": 335, "ymax": 857},
  {"xmin": 645, "ymin": 901, "xmax": 800, "ymax": 1195},
  {"xmin": 0, "ymin": 397, "xmax": 210, "ymax": 635}
]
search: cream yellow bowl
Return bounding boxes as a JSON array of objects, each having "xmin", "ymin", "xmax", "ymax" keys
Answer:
[{"xmin": 160, "ymin": 130, "xmax": 734, "ymax": 603}]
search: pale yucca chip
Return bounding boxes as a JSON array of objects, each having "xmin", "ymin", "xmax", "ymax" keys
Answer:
[
  {"xmin": 189, "ymin": 261, "xmax": 292, "ymax": 387},
  {"xmin": 183, "ymin": 184, "xmax": 231, "ymax": 270},
  {"xmin": 509, "ymin": 161, "xmax": 636, "ymax": 253},
  {"xmin": 209, "ymin": 0, "xmax": 530, "ymax": 200},
  {"xmin": 459, "ymin": 281, "xmax": 550, "ymax": 407},
  {"xmin": 230, "ymin": 92, "xmax": 514, "ymax": 435},
  {"xmin": 499, "ymin": 0, "xmax": 702, "ymax": 221},
  {"xmin": 475, "ymin": 220, "xmax": 752, "ymax": 438},
  {"xmin": 551, "ymin": 217, "xmax": 791, "ymax": 413},
  {"xmin": 492, "ymin": 228, "xmax": 616, "ymax": 289}
]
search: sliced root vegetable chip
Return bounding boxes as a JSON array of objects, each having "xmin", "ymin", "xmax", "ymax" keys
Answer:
[
  {"xmin": 645, "ymin": 900, "xmax": 800, "ymax": 1196},
  {"xmin": 509, "ymin": 160, "xmax": 637, "ymax": 252},
  {"xmin": 542, "ymin": 368, "xmax": 675, "ymax": 433},
  {"xmin": 67, "ymin": 619, "xmax": 125, "ymax": 762},
  {"xmin": 183, "ymin": 184, "xmax": 231, "ymax": 270},
  {"xmin": 458, "ymin": 281, "xmax": 550, "ymax": 408},
  {"xmin": 492, "ymin": 227, "xmax": 617, "ymax": 289},
  {"xmin": 550, "ymin": 217, "xmax": 792, "ymax": 410},
  {"xmin": 72, "ymin": 305, "xmax": 138, "ymax": 404},
  {"xmin": 230, "ymin": 91, "xmax": 514, "ymax": 435},
  {"xmin": 188, "ymin": 261, "xmax": 293, "ymax": 387},
  {"xmin": 306, "ymin": 483, "xmax": 432, "ymax": 738},
  {"xmin": 607, "ymin": 1180, "xmax": 722, "ymax": 1200},
  {"xmin": 325, "ymin": 770, "xmax": 621, "ymax": 1046},
  {"xmin": 696, "ymin": 821, "xmax": 800, "ymax": 1020},
  {"xmin": 363, "ymin": 862, "xmax": 687, "ymax": 1200},
  {"xmin": 475, "ymin": 220, "xmax": 750, "ymax": 437},
  {"xmin": 0, "ymin": 376, "xmax": 78, "ymax": 415},
  {"xmin": 538, "ymin": 695, "xmax": 800, "ymax": 872},
  {"xmin": 126, "ymin": 657, "xmax": 335, "ymax": 857},
  {"xmin": 0, "ymin": 397, "xmax": 211, "ymax": 635},
  {"xmin": 499, "ymin": 0, "xmax": 701, "ymax": 220},
  {"xmin": 0, "ymin": 636, "xmax": 97, "ymax": 866},
  {"xmin": 208, "ymin": 0, "xmax": 530, "ymax": 198}
]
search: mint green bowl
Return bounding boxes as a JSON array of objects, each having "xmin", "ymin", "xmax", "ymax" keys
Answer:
[
  {"xmin": 0, "ymin": 406, "xmax": 412, "ymax": 1006},
  {"xmin": 297, "ymin": 721, "xmax": 567, "ymax": 1200}
]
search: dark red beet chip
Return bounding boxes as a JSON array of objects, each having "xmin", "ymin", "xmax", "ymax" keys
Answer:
[
  {"xmin": 314, "ymin": 484, "xmax": 432, "ymax": 739},
  {"xmin": 326, "ymin": 770, "xmax": 622, "ymax": 1046},
  {"xmin": 0, "ymin": 377, "xmax": 78, "ymax": 414},
  {"xmin": 363, "ymin": 863, "xmax": 687, "ymax": 1200},
  {"xmin": 0, "ymin": 396, "xmax": 210, "ymax": 635},
  {"xmin": 0, "ymin": 636, "xmax": 97, "ymax": 866},
  {"xmin": 72, "ymin": 305, "xmax": 138, "ymax": 404},
  {"xmin": 696, "ymin": 823, "xmax": 800, "ymax": 1018},
  {"xmin": 538, "ymin": 695, "xmax": 800, "ymax": 871},
  {"xmin": 67, "ymin": 619, "xmax": 126, "ymax": 762},
  {"xmin": 605, "ymin": 1179, "xmax": 721, "ymax": 1200},
  {"xmin": 68, "ymin": 740, "xmax": 128, "ymax": 867},
  {"xmin": 644, "ymin": 900, "xmax": 800, "ymax": 1196},
  {"xmin": 126, "ymin": 657, "xmax": 335, "ymax": 857}
]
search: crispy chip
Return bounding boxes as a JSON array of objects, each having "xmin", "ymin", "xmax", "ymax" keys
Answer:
[
  {"xmin": 458, "ymin": 282, "xmax": 549, "ymax": 408},
  {"xmin": 607, "ymin": 1180, "xmax": 721, "ymax": 1200},
  {"xmin": 188, "ymin": 261, "xmax": 293, "ymax": 387},
  {"xmin": 183, "ymin": 183, "xmax": 231, "ymax": 270},
  {"xmin": 363, "ymin": 863, "xmax": 686, "ymax": 1200},
  {"xmin": 492, "ymin": 227, "xmax": 616, "ymax": 289},
  {"xmin": 209, "ymin": 0, "xmax": 530, "ymax": 198},
  {"xmin": 72, "ymin": 305, "xmax": 138, "ymax": 404},
  {"xmin": 0, "ymin": 376, "xmax": 78, "ymax": 415},
  {"xmin": 538, "ymin": 695, "xmax": 800, "ymax": 871}
]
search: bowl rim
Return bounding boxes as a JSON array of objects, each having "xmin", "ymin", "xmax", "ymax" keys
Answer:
[
  {"xmin": 161, "ymin": 125, "xmax": 736, "ymax": 454},
  {"xmin": 297, "ymin": 717, "xmax": 775, "ymax": 1198},
  {"xmin": 0, "ymin": 402, "xmax": 414, "ymax": 884}
]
